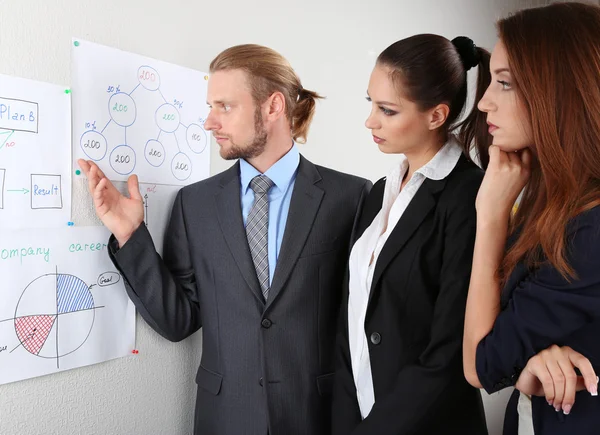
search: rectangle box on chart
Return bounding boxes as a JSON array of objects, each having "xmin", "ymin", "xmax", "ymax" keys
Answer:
[
  {"xmin": 30, "ymin": 174, "xmax": 63, "ymax": 209},
  {"xmin": 0, "ymin": 97, "xmax": 39, "ymax": 133},
  {"xmin": 0, "ymin": 168, "xmax": 5, "ymax": 209}
]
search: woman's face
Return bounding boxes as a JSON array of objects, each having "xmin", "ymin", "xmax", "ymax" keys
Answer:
[
  {"xmin": 478, "ymin": 41, "xmax": 534, "ymax": 152},
  {"xmin": 365, "ymin": 64, "xmax": 435, "ymax": 155}
]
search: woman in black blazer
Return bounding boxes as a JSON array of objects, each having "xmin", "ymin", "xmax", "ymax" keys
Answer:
[
  {"xmin": 463, "ymin": 3, "xmax": 600, "ymax": 434},
  {"xmin": 332, "ymin": 34, "xmax": 491, "ymax": 435}
]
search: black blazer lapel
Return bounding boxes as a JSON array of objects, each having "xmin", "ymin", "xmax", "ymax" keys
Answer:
[
  {"xmin": 214, "ymin": 162, "xmax": 264, "ymax": 304},
  {"xmin": 368, "ymin": 177, "xmax": 447, "ymax": 306},
  {"xmin": 266, "ymin": 156, "xmax": 324, "ymax": 309}
]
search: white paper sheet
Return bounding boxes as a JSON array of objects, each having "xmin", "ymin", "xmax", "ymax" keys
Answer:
[
  {"xmin": 0, "ymin": 226, "xmax": 135, "ymax": 385},
  {"xmin": 72, "ymin": 38, "xmax": 210, "ymax": 186},
  {"xmin": 0, "ymin": 74, "xmax": 72, "ymax": 229}
]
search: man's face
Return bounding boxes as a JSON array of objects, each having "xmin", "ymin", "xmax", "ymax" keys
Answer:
[{"xmin": 204, "ymin": 69, "xmax": 267, "ymax": 160}]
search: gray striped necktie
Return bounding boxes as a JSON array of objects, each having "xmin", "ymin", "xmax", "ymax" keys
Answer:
[{"xmin": 246, "ymin": 175, "xmax": 274, "ymax": 302}]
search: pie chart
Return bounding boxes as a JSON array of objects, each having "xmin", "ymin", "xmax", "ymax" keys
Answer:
[{"xmin": 13, "ymin": 273, "xmax": 96, "ymax": 361}]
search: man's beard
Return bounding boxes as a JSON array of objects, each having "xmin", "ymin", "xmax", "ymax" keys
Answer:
[{"xmin": 221, "ymin": 107, "xmax": 268, "ymax": 160}]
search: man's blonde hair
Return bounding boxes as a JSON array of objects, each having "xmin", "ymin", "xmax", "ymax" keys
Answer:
[{"xmin": 210, "ymin": 44, "xmax": 323, "ymax": 143}]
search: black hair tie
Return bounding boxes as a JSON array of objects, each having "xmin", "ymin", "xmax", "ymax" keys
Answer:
[{"xmin": 451, "ymin": 36, "xmax": 480, "ymax": 71}]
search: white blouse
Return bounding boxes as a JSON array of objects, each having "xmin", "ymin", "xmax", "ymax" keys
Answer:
[
  {"xmin": 518, "ymin": 393, "xmax": 535, "ymax": 435},
  {"xmin": 347, "ymin": 138, "xmax": 463, "ymax": 419}
]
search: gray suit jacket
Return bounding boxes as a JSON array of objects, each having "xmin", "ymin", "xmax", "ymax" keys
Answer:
[{"xmin": 108, "ymin": 156, "xmax": 370, "ymax": 435}]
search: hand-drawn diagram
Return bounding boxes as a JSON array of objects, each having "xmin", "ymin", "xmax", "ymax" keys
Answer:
[
  {"xmin": 0, "ymin": 97, "xmax": 40, "ymax": 206},
  {"xmin": 0, "ymin": 169, "xmax": 64, "ymax": 212},
  {"xmin": 0, "ymin": 74, "xmax": 71, "ymax": 229},
  {"xmin": 0, "ymin": 226, "xmax": 136, "ymax": 386},
  {"xmin": 73, "ymin": 39, "xmax": 210, "ymax": 186},
  {"xmin": 79, "ymin": 67, "xmax": 208, "ymax": 182},
  {"xmin": 4, "ymin": 270, "xmax": 113, "ymax": 368}
]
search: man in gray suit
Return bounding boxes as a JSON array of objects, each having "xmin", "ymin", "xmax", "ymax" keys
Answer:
[{"xmin": 79, "ymin": 44, "xmax": 370, "ymax": 435}]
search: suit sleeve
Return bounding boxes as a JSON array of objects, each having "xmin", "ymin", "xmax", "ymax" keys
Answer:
[
  {"xmin": 108, "ymin": 188, "xmax": 201, "ymax": 342},
  {"xmin": 348, "ymin": 173, "xmax": 482, "ymax": 435},
  {"xmin": 476, "ymin": 210, "xmax": 600, "ymax": 393},
  {"xmin": 331, "ymin": 179, "xmax": 373, "ymax": 435},
  {"xmin": 332, "ymin": 285, "xmax": 364, "ymax": 434}
]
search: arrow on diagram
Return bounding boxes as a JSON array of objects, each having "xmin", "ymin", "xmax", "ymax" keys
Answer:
[
  {"xmin": 7, "ymin": 188, "xmax": 30, "ymax": 194},
  {"xmin": 0, "ymin": 130, "xmax": 14, "ymax": 150}
]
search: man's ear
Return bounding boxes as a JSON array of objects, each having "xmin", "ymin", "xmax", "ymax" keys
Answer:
[{"xmin": 264, "ymin": 91, "xmax": 286, "ymax": 122}]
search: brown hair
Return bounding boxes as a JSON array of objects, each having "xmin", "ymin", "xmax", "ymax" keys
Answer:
[
  {"xmin": 498, "ymin": 2, "xmax": 600, "ymax": 282},
  {"xmin": 209, "ymin": 44, "xmax": 324, "ymax": 143},
  {"xmin": 377, "ymin": 34, "xmax": 492, "ymax": 168}
]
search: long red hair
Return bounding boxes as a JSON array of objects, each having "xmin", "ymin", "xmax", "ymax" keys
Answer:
[{"xmin": 499, "ymin": 2, "xmax": 600, "ymax": 282}]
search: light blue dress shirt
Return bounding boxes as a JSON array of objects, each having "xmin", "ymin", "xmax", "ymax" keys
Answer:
[{"xmin": 240, "ymin": 144, "xmax": 300, "ymax": 285}]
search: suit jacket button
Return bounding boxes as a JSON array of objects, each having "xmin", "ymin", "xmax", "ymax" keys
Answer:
[
  {"xmin": 370, "ymin": 332, "xmax": 381, "ymax": 345},
  {"xmin": 261, "ymin": 318, "xmax": 272, "ymax": 329},
  {"xmin": 259, "ymin": 377, "xmax": 264, "ymax": 387}
]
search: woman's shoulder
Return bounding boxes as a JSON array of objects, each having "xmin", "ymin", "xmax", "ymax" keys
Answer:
[
  {"xmin": 525, "ymin": 205, "xmax": 600, "ymax": 290},
  {"xmin": 566, "ymin": 205, "xmax": 600, "ymax": 257},
  {"xmin": 571, "ymin": 204, "xmax": 600, "ymax": 229},
  {"xmin": 447, "ymin": 154, "xmax": 485, "ymax": 187},
  {"xmin": 439, "ymin": 155, "xmax": 484, "ymax": 206}
]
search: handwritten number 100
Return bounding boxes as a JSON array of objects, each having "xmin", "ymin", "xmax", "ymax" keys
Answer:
[{"xmin": 140, "ymin": 71, "xmax": 156, "ymax": 82}]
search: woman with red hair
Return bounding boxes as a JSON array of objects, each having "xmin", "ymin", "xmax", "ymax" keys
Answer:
[{"xmin": 463, "ymin": 2, "xmax": 600, "ymax": 434}]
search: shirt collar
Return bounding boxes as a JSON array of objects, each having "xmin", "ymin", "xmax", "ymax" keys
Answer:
[
  {"xmin": 240, "ymin": 143, "xmax": 300, "ymax": 193},
  {"xmin": 414, "ymin": 135, "xmax": 463, "ymax": 181}
]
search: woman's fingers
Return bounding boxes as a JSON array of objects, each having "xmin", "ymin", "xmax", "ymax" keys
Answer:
[
  {"xmin": 566, "ymin": 347, "xmax": 598, "ymax": 396},
  {"xmin": 556, "ymin": 351, "xmax": 578, "ymax": 414}
]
